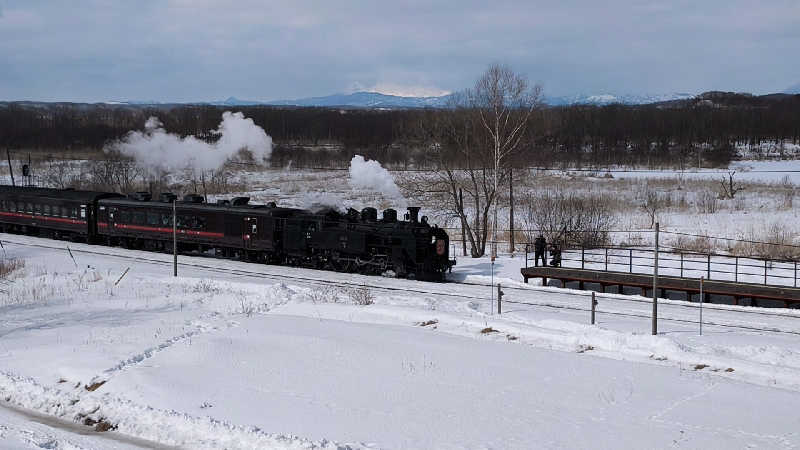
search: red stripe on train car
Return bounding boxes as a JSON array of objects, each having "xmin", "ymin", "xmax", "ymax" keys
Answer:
[
  {"xmin": 109, "ymin": 223, "xmax": 224, "ymax": 238},
  {"xmin": 0, "ymin": 211, "xmax": 87, "ymax": 225}
]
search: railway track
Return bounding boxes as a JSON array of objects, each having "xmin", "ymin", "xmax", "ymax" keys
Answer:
[{"xmin": 3, "ymin": 234, "xmax": 800, "ymax": 336}]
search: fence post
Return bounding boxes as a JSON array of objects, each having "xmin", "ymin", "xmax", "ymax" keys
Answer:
[
  {"xmin": 699, "ymin": 276, "xmax": 704, "ymax": 336},
  {"xmin": 605, "ymin": 248, "xmax": 608, "ymax": 271},
  {"xmin": 497, "ymin": 283, "xmax": 503, "ymax": 315},
  {"xmin": 525, "ymin": 244, "xmax": 528, "ymax": 269},
  {"xmin": 591, "ymin": 291, "xmax": 597, "ymax": 325},
  {"xmin": 581, "ymin": 246, "xmax": 585, "ymax": 269},
  {"xmin": 652, "ymin": 222, "xmax": 659, "ymax": 336},
  {"xmin": 707, "ymin": 254, "xmax": 711, "ymax": 281},
  {"xmin": 629, "ymin": 249, "xmax": 633, "ymax": 273}
]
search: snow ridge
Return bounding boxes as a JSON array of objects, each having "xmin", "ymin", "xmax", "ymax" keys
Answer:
[{"xmin": 0, "ymin": 372, "xmax": 361, "ymax": 449}]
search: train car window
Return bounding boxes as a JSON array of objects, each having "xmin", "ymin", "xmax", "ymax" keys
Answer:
[
  {"xmin": 44, "ymin": 204, "xmax": 51, "ymax": 215},
  {"xmin": 71, "ymin": 207, "xmax": 78, "ymax": 218},
  {"xmin": 80, "ymin": 207, "xmax": 86, "ymax": 219},
  {"xmin": 118, "ymin": 210, "xmax": 131, "ymax": 223},
  {"xmin": 194, "ymin": 216, "xmax": 206, "ymax": 230},
  {"xmin": 34, "ymin": 204, "xmax": 41, "ymax": 214},
  {"xmin": 133, "ymin": 211, "xmax": 145, "ymax": 224},
  {"xmin": 26, "ymin": 203, "xmax": 33, "ymax": 213},
  {"xmin": 147, "ymin": 212, "xmax": 160, "ymax": 226},
  {"xmin": 161, "ymin": 213, "xmax": 173, "ymax": 227}
]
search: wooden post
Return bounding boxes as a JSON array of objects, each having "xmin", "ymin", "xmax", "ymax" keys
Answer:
[
  {"xmin": 652, "ymin": 222, "xmax": 659, "ymax": 336},
  {"xmin": 173, "ymin": 199, "xmax": 177, "ymax": 277},
  {"xmin": 591, "ymin": 292, "xmax": 597, "ymax": 325}
]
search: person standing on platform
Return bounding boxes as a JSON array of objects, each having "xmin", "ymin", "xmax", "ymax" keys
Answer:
[{"xmin": 533, "ymin": 234, "xmax": 547, "ymax": 267}]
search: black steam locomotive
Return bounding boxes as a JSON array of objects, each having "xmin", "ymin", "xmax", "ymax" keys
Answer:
[{"xmin": 0, "ymin": 185, "xmax": 455, "ymax": 281}]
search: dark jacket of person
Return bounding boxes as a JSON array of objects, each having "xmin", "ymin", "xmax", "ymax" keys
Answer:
[{"xmin": 534, "ymin": 236, "xmax": 546, "ymax": 253}]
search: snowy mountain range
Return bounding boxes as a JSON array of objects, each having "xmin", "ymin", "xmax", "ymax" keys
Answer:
[
  {"xmin": 103, "ymin": 83, "xmax": 798, "ymax": 109},
  {"xmin": 214, "ymin": 91, "xmax": 698, "ymax": 108}
]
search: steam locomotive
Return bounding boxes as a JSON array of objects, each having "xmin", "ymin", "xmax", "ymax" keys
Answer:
[{"xmin": 0, "ymin": 185, "xmax": 455, "ymax": 281}]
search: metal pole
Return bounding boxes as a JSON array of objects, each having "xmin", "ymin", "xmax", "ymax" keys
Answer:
[
  {"xmin": 497, "ymin": 283, "xmax": 502, "ymax": 315},
  {"xmin": 652, "ymin": 222, "xmax": 659, "ymax": 336},
  {"xmin": 629, "ymin": 249, "xmax": 633, "ymax": 273},
  {"xmin": 707, "ymin": 254, "xmax": 711, "ymax": 280},
  {"xmin": 581, "ymin": 246, "xmax": 585, "ymax": 269},
  {"xmin": 459, "ymin": 188, "xmax": 466, "ymax": 257},
  {"xmin": 591, "ymin": 291, "xmax": 597, "ymax": 325},
  {"xmin": 735, "ymin": 257, "xmax": 738, "ymax": 283},
  {"xmin": 490, "ymin": 257, "xmax": 494, "ymax": 315},
  {"xmin": 699, "ymin": 276, "xmax": 704, "ymax": 336},
  {"xmin": 680, "ymin": 252, "xmax": 683, "ymax": 278},
  {"xmin": 173, "ymin": 199, "xmax": 177, "ymax": 277},
  {"xmin": 795, "ymin": 261, "xmax": 797, "ymax": 288},
  {"xmin": 604, "ymin": 247, "xmax": 608, "ymax": 271},
  {"xmin": 764, "ymin": 259, "xmax": 768, "ymax": 285}
]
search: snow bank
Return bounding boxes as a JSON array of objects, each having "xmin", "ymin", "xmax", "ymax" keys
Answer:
[{"xmin": 0, "ymin": 372, "xmax": 359, "ymax": 449}]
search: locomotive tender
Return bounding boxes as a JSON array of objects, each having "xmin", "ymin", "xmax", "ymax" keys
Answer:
[{"xmin": 0, "ymin": 185, "xmax": 455, "ymax": 281}]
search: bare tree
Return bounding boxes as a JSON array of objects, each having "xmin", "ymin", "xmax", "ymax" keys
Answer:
[
  {"xmin": 641, "ymin": 189, "xmax": 667, "ymax": 229},
  {"xmin": 403, "ymin": 65, "xmax": 542, "ymax": 258},
  {"xmin": 719, "ymin": 170, "xmax": 744, "ymax": 199},
  {"xmin": 473, "ymin": 64, "xmax": 543, "ymax": 257}
]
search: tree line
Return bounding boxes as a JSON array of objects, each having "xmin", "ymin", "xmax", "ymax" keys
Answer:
[{"xmin": 1, "ymin": 92, "xmax": 799, "ymax": 170}]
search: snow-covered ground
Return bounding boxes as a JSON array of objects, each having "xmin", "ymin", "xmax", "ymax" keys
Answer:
[{"xmin": 1, "ymin": 234, "xmax": 800, "ymax": 448}]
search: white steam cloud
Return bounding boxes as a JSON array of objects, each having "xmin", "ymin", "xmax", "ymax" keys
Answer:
[
  {"xmin": 348, "ymin": 155, "xmax": 405, "ymax": 205},
  {"xmin": 107, "ymin": 111, "xmax": 272, "ymax": 172}
]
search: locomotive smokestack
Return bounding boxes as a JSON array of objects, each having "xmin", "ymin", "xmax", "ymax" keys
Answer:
[{"xmin": 407, "ymin": 207, "xmax": 420, "ymax": 223}]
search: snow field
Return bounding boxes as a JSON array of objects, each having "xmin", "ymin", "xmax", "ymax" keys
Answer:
[{"xmin": 0, "ymin": 235, "xmax": 800, "ymax": 447}]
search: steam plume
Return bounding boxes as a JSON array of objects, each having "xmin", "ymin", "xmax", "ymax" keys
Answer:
[
  {"xmin": 107, "ymin": 112, "xmax": 272, "ymax": 172},
  {"xmin": 348, "ymin": 155, "xmax": 405, "ymax": 205}
]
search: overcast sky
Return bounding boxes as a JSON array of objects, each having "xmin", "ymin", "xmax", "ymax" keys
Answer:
[{"xmin": 1, "ymin": 0, "xmax": 798, "ymax": 102}]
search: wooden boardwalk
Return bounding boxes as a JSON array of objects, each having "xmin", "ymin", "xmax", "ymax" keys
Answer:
[{"xmin": 521, "ymin": 266, "xmax": 800, "ymax": 307}]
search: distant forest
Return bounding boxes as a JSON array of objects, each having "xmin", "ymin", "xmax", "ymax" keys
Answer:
[{"xmin": 1, "ymin": 92, "xmax": 799, "ymax": 169}]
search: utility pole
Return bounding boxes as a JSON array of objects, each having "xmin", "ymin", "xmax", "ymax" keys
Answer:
[
  {"xmin": 509, "ymin": 167, "xmax": 514, "ymax": 256},
  {"xmin": 652, "ymin": 222, "xmax": 659, "ymax": 335},
  {"xmin": 6, "ymin": 149, "xmax": 15, "ymax": 187},
  {"xmin": 173, "ymin": 199, "xmax": 178, "ymax": 277},
  {"xmin": 459, "ymin": 188, "xmax": 466, "ymax": 257}
]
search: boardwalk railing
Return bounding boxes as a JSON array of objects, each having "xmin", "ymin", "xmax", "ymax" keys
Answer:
[{"xmin": 525, "ymin": 245, "xmax": 799, "ymax": 288}]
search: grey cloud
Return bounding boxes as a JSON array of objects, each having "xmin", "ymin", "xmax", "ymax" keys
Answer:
[{"xmin": 0, "ymin": 0, "xmax": 798, "ymax": 102}]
